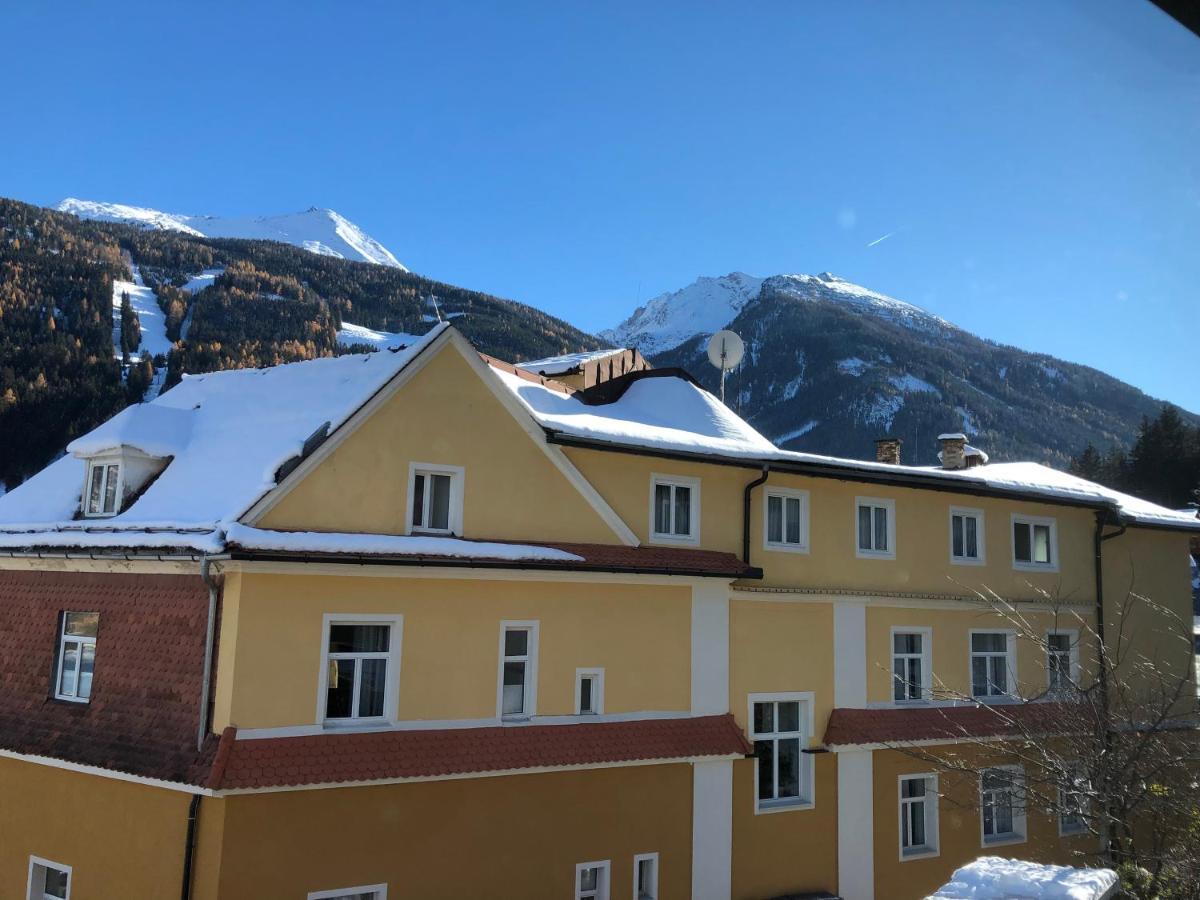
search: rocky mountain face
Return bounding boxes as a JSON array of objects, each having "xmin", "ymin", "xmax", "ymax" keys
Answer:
[{"xmin": 610, "ymin": 272, "xmax": 1190, "ymax": 467}]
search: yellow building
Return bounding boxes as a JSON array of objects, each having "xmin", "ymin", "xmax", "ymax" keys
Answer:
[{"xmin": 0, "ymin": 323, "xmax": 1194, "ymax": 900}]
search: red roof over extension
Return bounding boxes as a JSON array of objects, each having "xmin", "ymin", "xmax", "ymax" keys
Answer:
[
  {"xmin": 823, "ymin": 702, "xmax": 1075, "ymax": 748},
  {"xmin": 207, "ymin": 714, "xmax": 752, "ymax": 791}
]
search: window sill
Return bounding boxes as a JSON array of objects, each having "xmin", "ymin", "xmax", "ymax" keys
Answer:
[
  {"xmin": 1012, "ymin": 561, "xmax": 1059, "ymax": 573},
  {"xmin": 764, "ymin": 542, "xmax": 810, "ymax": 555},
  {"xmin": 648, "ymin": 533, "xmax": 699, "ymax": 547},
  {"xmin": 900, "ymin": 847, "xmax": 940, "ymax": 862},
  {"xmin": 855, "ymin": 549, "xmax": 896, "ymax": 560},
  {"xmin": 51, "ymin": 694, "xmax": 91, "ymax": 706},
  {"xmin": 950, "ymin": 556, "xmax": 986, "ymax": 567},
  {"xmin": 321, "ymin": 717, "xmax": 392, "ymax": 731},
  {"xmin": 982, "ymin": 834, "xmax": 1026, "ymax": 848},
  {"xmin": 754, "ymin": 798, "xmax": 814, "ymax": 816}
]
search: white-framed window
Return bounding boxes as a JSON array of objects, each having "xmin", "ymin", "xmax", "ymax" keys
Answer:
[
  {"xmin": 1046, "ymin": 630, "xmax": 1079, "ymax": 693},
  {"xmin": 649, "ymin": 474, "xmax": 700, "ymax": 544},
  {"xmin": 1058, "ymin": 763, "xmax": 1089, "ymax": 836},
  {"xmin": 83, "ymin": 458, "xmax": 122, "ymax": 517},
  {"xmin": 1012, "ymin": 514, "xmax": 1057, "ymax": 571},
  {"xmin": 633, "ymin": 852, "xmax": 659, "ymax": 900},
  {"xmin": 763, "ymin": 487, "xmax": 809, "ymax": 552},
  {"xmin": 406, "ymin": 462, "xmax": 464, "ymax": 536},
  {"xmin": 307, "ymin": 885, "xmax": 388, "ymax": 900},
  {"xmin": 749, "ymin": 691, "xmax": 814, "ymax": 812},
  {"xmin": 575, "ymin": 668, "xmax": 604, "ymax": 715},
  {"xmin": 980, "ymin": 765, "xmax": 1026, "ymax": 846},
  {"xmin": 891, "ymin": 627, "xmax": 932, "ymax": 703},
  {"xmin": 27, "ymin": 856, "xmax": 71, "ymax": 900},
  {"xmin": 855, "ymin": 497, "xmax": 895, "ymax": 559},
  {"xmin": 898, "ymin": 773, "xmax": 939, "ymax": 859},
  {"xmin": 54, "ymin": 611, "xmax": 98, "ymax": 703},
  {"xmin": 498, "ymin": 621, "xmax": 539, "ymax": 719},
  {"xmin": 575, "ymin": 860, "xmax": 610, "ymax": 900},
  {"xmin": 970, "ymin": 630, "xmax": 1016, "ymax": 699},
  {"xmin": 317, "ymin": 615, "xmax": 402, "ymax": 726},
  {"xmin": 949, "ymin": 506, "xmax": 985, "ymax": 565}
]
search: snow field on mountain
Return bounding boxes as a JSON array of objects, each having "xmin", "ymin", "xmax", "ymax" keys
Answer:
[{"xmin": 111, "ymin": 265, "xmax": 172, "ymax": 362}]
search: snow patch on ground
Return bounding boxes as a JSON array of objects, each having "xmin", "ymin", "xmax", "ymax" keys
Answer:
[
  {"xmin": 111, "ymin": 263, "xmax": 172, "ymax": 362},
  {"xmin": 857, "ymin": 393, "xmax": 904, "ymax": 430},
  {"xmin": 336, "ymin": 322, "xmax": 420, "ymax": 350},
  {"xmin": 181, "ymin": 268, "xmax": 224, "ymax": 294},
  {"xmin": 774, "ymin": 420, "xmax": 818, "ymax": 444},
  {"xmin": 929, "ymin": 856, "xmax": 1118, "ymax": 900},
  {"xmin": 888, "ymin": 373, "xmax": 939, "ymax": 395},
  {"xmin": 837, "ymin": 357, "xmax": 871, "ymax": 376},
  {"xmin": 781, "ymin": 374, "xmax": 804, "ymax": 401},
  {"xmin": 957, "ymin": 405, "xmax": 980, "ymax": 434}
]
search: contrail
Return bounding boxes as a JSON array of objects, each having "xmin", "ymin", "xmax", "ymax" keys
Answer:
[{"xmin": 866, "ymin": 231, "xmax": 896, "ymax": 248}]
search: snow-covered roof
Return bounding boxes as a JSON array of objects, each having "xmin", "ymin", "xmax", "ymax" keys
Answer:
[
  {"xmin": 929, "ymin": 856, "xmax": 1118, "ymax": 900},
  {"xmin": 491, "ymin": 366, "xmax": 780, "ymax": 459},
  {"xmin": 518, "ymin": 348, "xmax": 626, "ymax": 376},
  {"xmin": 0, "ymin": 324, "xmax": 449, "ymax": 539}
]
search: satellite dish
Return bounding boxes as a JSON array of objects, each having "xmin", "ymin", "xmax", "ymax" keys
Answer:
[{"xmin": 707, "ymin": 330, "xmax": 745, "ymax": 403}]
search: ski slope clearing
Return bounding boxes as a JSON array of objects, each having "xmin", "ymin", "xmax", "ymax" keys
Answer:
[{"xmin": 111, "ymin": 264, "xmax": 172, "ymax": 361}]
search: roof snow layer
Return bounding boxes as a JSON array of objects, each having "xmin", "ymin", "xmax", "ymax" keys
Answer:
[{"xmin": 0, "ymin": 325, "xmax": 448, "ymax": 530}]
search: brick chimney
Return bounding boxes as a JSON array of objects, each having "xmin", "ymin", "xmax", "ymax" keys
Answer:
[
  {"xmin": 938, "ymin": 433, "xmax": 968, "ymax": 470},
  {"xmin": 874, "ymin": 437, "xmax": 902, "ymax": 465}
]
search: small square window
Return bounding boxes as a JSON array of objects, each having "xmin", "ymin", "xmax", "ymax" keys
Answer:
[
  {"xmin": 55, "ymin": 612, "xmax": 98, "ymax": 703},
  {"xmin": 575, "ymin": 668, "xmax": 604, "ymax": 715},
  {"xmin": 27, "ymin": 857, "xmax": 71, "ymax": 900},
  {"xmin": 307, "ymin": 886, "xmax": 387, "ymax": 900},
  {"xmin": 855, "ymin": 498, "xmax": 895, "ymax": 559},
  {"xmin": 576, "ymin": 860, "xmax": 610, "ymax": 900},
  {"xmin": 764, "ymin": 488, "xmax": 810, "ymax": 552},
  {"xmin": 649, "ymin": 475, "xmax": 700, "ymax": 544},
  {"xmin": 84, "ymin": 460, "xmax": 122, "ymax": 517},
  {"xmin": 407, "ymin": 463, "xmax": 463, "ymax": 536},
  {"xmin": 1012, "ymin": 515, "xmax": 1057, "ymax": 570},
  {"xmin": 633, "ymin": 853, "xmax": 659, "ymax": 900},
  {"xmin": 949, "ymin": 507, "xmax": 985, "ymax": 564}
]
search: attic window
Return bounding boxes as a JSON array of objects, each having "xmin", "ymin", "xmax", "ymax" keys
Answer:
[
  {"xmin": 406, "ymin": 463, "xmax": 464, "ymax": 536},
  {"xmin": 84, "ymin": 460, "xmax": 122, "ymax": 517}
]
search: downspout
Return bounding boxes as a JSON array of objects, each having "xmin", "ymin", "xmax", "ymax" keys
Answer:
[
  {"xmin": 198, "ymin": 554, "xmax": 220, "ymax": 752},
  {"xmin": 1093, "ymin": 506, "xmax": 1128, "ymax": 864},
  {"xmin": 743, "ymin": 465, "xmax": 770, "ymax": 564},
  {"xmin": 180, "ymin": 793, "xmax": 201, "ymax": 900}
]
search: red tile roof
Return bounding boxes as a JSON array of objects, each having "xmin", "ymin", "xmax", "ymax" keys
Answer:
[
  {"xmin": 229, "ymin": 538, "xmax": 762, "ymax": 579},
  {"xmin": 0, "ymin": 570, "xmax": 213, "ymax": 783},
  {"xmin": 208, "ymin": 714, "xmax": 752, "ymax": 791},
  {"xmin": 822, "ymin": 702, "xmax": 1076, "ymax": 748}
]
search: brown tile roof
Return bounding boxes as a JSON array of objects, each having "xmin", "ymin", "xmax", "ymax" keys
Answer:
[
  {"xmin": 822, "ymin": 702, "xmax": 1076, "ymax": 748},
  {"xmin": 229, "ymin": 538, "xmax": 762, "ymax": 579},
  {"xmin": 0, "ymin": 570, "xmax": 213, "ymax": 783},
  {"xmin": 208, "ymin": 714, "xmax": 752, "ymax": 791}
]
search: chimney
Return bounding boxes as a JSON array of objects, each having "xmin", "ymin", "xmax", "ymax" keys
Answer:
[
  {"xmin": 938, "ymin": 433, "xmax": 968, "ymax": 470},
  {"xmin": 875, "ymin": 437, "xmax": 902, "ymax": 465}
]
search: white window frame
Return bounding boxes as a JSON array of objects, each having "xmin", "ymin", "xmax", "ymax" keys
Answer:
[
  {"xmin": 1046, "ymin": 629, "xmax": 1080, "ymax": 693},
  {"xmin": 854, "ymin": 496, "xmax": 896, "ymax": 560},
  {"xmin": 969, "ymin": 629, "xmax": 1017, "ymax": 700},
  {"xmin": 497, "ymin": 620, "xmax": 539, "ymax": 720},
  {"xmin": 648, "ymin": 473, "xmax": 700, "ymax": 545},
  {"xmin": 979, "ymin": 765, "xmax": 1027, "ymax": 847},
  {"xmin": 1011, "ymin": 513, "xmax": 1058, "ymax": 572},
  {"xmin": 890, "ymin": 626, "xmax": 933, "ymax": 704},
  {"xmin": 54, "ymin": 611, "xmax": 98, "ymax": 704},
  {"xmin": 405, "ymin": 462, "xmax": 464, "ymax": 536},
  {"xmin": 307, "ymin": 885, "xmax": 388, "ymax": 900},
  {"xmin": 898, "ymin": 773, "xmax": 940, "ymax": 860},
  {"xmin": 948, "ymin": 506, "xmax": 986, "ymax": 566},
  {"xmin": 82, "ymin": 456, "xmax": 123, "ymax": 518},
  {"xmin": 748, "ymin": 690, "xmax": 815, "ymax": 814},
  {"xmin": 575, "ymin": 859, "xmax": 611, "ymax": 900},
  {"xmin": 762, "ymin": 487, "xmax": 810, "ymax": 553},
  {"xmin": 1058, "ymin": 762, "xmax": 1089, "ymax": 837},
  {"xmin": 632, "ymin": 852, "xmax": 659, "ymax": 900},
  {"xmin": 574, "ymin": 667, "xmax": 605, "ymax": 715},
  {"xmin": 27, "ymin": 856, "xmax": 71, "ymax": 900},
  {"xmin": 315, "ymin": 614, "xmax": 403, "ymax": 727}
]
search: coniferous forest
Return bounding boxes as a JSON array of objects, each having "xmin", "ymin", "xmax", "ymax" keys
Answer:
[{"xmin": 0, "ymin": 198, "xmax": 600, "ymax": 490}]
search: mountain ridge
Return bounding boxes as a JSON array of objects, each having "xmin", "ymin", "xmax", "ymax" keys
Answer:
[{"xmin": 56, "ymin": 198, "xmax": 406, "ymax": 270}]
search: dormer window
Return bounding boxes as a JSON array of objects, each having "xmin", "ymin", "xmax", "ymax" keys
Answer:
[{"xmin": 84, "ymin": 459, "xmax": 122, "ymax": 517}]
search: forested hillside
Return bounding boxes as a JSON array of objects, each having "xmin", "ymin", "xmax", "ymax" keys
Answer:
[{"xmin": 0, "ymin": 198, "xmax": 600, "ymax": 490}]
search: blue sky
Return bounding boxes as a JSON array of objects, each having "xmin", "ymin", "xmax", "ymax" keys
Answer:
[{"xmin": 3, "ymin": 1, "xmax": 1198, "ymax": 409}]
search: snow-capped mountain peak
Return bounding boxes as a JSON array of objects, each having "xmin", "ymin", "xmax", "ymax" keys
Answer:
[
  {"xmin": 56, "ymin": 198, "xmax": 406, "ymax": 270},
  {"xmin": 602, "ymin": 270, "xmax": 953, "ymax": 357}
]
